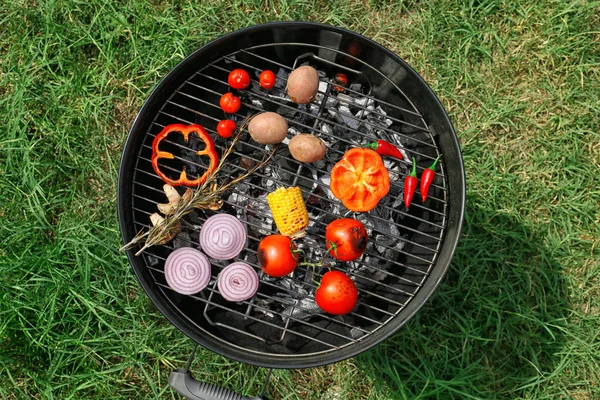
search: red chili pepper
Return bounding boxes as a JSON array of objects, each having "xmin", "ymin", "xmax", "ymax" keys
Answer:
[
  {"xmin": 151, "ymin": 124, "xmax": 219, "ymax": 187},
  {"xmin": 404, "ymin": 157, "xmax": 418, "ymax": 209},
  {"xmin": 363, "ymin": 140, "xmax": 404, "ymax": 160},
  {"xmin": 420, "ymin": 155, "xmax": 440, "ymax": 202}
]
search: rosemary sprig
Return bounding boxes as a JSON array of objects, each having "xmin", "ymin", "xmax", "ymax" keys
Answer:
[{"xmin": 120, "ymin": 122, "xmax": 279, "ymax": 256}]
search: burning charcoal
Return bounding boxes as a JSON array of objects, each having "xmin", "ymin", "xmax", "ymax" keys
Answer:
[{"xmin": 282, "ymin": 297, "xmax": 321, "ymax": 320}]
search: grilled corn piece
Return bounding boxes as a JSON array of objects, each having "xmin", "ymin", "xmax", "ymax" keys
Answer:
[{"xmin": 267, "ymin": 186, "xmax": 308, "ymax": 238}]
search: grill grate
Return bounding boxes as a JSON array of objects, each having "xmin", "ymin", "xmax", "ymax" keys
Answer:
[{"xmin": 129, "ymin": 43, "xmax": 447, "ymax": 357}]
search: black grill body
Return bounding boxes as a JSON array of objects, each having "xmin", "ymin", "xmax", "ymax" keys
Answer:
[{"xmin": 118, "ymin": 22, "xmax": 465, "ymax": 369}]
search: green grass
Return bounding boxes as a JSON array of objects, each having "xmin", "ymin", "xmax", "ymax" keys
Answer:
[{"xmin": 1, "ymin": 0, "xmax": 599, "ymax": 398}]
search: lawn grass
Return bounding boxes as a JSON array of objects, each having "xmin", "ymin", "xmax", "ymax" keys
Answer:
[{"xmin": 1, "ymin": 0, "xmax": 599, "ymax": 399}]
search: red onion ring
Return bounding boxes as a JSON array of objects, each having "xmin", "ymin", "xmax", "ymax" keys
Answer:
[
  {"xmin": 217, "ymin": 262, "xmax": 259, "ymax": 302},
  {"xmin": 199, "ymin": 213, "xmax": 247, "ymax": 260},
  {"xmin": 164, "ymin": 247, "xmax": 211, "ymax": 295}
]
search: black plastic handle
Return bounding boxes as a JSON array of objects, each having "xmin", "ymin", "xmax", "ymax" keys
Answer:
[{"xmin": 169, "ymin": 369, "xmax": 263, "ymax": 400}]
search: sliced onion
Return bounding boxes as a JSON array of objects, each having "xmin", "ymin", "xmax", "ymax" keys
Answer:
[
  {"xmin": 199, "ymin": 213, "xmax": 247, "ymax": 260},
  {"xmin": 217, "ymin": 262, "xmax": 259, "ymax": 302},
  {"xmin": 164, "ymin": 247, "xmax": 211, "ymax": 295}
]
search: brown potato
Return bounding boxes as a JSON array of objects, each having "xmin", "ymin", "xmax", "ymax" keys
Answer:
[
  {"xmin": 288, "ymin": 134, "xmax": 327, "ymax": 163},
  {"xmin": 248, "ymin": 112, "xmax": 288, "ymax": 144},
  {"xmin": 287, "ymin": 66, "xmax": 319, "ymax": 104}
]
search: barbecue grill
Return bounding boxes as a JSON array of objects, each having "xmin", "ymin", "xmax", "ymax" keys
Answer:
[{"xmin": 118, "ymin": 22, "xmax": 465, "ymax": 399}]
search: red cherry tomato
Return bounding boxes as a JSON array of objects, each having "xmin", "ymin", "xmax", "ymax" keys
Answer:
[
  {"xmin": 220, "ymin": 92, "xmax": 241, "ymax": 114},
  {"xmin": 315, "ymin": 271, "xmax": 358, "ymax": 315},
  {"xmin": 216, "ymin": 119, "xmax": 236, "ymax": 139},
  {"xmin": 325, "ymin": 218, "xmax": 368, "ymax": 262},
  {"xmin": 259, "ymin": 70, "xmax": 276, "ymax": 90},
  {"xmin": 228, "ymin": 69, "xmax": 251, "ymax": 90},
  {"xmin": 257, "ymin": 235, "xmax": 299, "ymax": 277}
]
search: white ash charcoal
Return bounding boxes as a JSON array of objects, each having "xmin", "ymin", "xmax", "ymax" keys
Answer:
[
  {"xmin": 253, "ymin": 298, "xmax": 276, "ymax": 318},
  {"xmin": 274, "ymin": 67, "xmax": 289, "ymax": 89},
  {"xmin": 317, "ymin": 80, "xmax": 328, "ymax": 94},
  {"xmin": 251, "ymin": 98, "xmax": 264, "ymax": 108},
  {"xmin": 355, "ymin": 98, "xmax": 375, "ymax": 119},
  {"xmin": 349, "ymin": 82, "xmax": 363, "ymax": 93},
  {"xmin": 372, "ymin": 106, "xmax": 393, "ymax": 127},
  {"xmin": 276, "ymin": 277, "xmax": 310, "ymax": 298},
  {"xmin": 297, "ymin": 235, "xmax": 327, "ymax": 263},
  {"xmin": 326, "ymin": 108, "xmax": 339, "ymax": 119},
  {"xmin": 173, "ymin": 231, "xmax": 192, "ymax": 249},
  {"xmin": 348, "ymin": 256, "xmax": 389, "ymax": 290},
  {"xmin": 309, "ymin": 103, "xmax": 320, "ymax": 115},
  {"xmin": 247, "ymin": 215, "xmax": 273, "ymax": 237},
  {"xmin": 336, "ymin": 93, "xmax": 355, "ymax": 105},
  {"xmin": 288, "ymin": 126, "xmax": 301, "ymax": 136},
  {"xmin": 383, "ymin": 158, "xmax": 407, "ymax": 183},
  {"xmin": 282, "ymin": 297, "xmax": 321, "ymax": 320},
  {"xmin": 325, "ymin": 95, "xmax": 339, "ymax": 108},
  {"xmin": 146, "ymin": 254, "xmax": 160, "ymax": 267},
  {"xmin": 375, "ymin": 233, "xmax": 402, "ymax": 255},
  {"xmin": 350, "ymin": 327, "xmax": 366, "ymax": 339},
  {"xmin": 320, "ymin": 123, "xmax": 333, "ymax": 136}
]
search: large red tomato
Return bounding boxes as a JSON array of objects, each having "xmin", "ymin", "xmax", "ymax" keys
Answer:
[
  {"xmin": 325, "ymin": 218, "xmax": 368, "ymax": 261},
  {"xmin": 257, "ymin": 235, "xmax": 298, "ymax": 277},
  {"xmin": 315, "ymin": 271, "xmax": 358, "ymax": 315}
]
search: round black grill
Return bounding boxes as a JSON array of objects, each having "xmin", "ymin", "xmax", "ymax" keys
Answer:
[{"xmin": 118, "ymin": 22, "xmax": 465, "ymax": 369}]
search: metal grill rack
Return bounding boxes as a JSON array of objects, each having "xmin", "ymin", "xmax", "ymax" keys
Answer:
[{"xmin": 128, "ymin": 43, "xmax": 447, "ymax": 358}]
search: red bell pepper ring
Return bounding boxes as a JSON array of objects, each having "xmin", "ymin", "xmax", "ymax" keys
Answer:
[
  {"xmin": 363, "ymin": 140, "xmax": 404, "ymax": 160},
  {"xmin": 404, "ymin": 157, "xmax": 418, "ymax": 209},
  {"xmin": 420, "ymin": 155, "xmax": 440, "ymax": 202},
  {"xmin": 151, "ymin": 124, "xmax": 219, "ymax": 187}
]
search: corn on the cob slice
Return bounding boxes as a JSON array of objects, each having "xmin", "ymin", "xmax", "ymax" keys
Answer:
[{"xmin": 267, "ymin": 186, "xmax": 308, "ymax": 238}]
